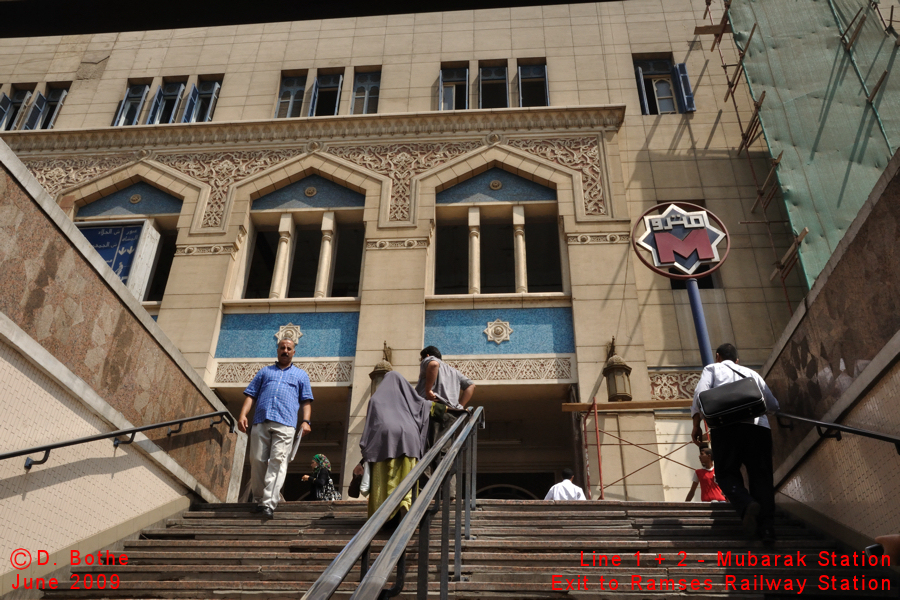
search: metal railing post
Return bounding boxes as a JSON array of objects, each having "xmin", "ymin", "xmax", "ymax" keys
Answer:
[
  {"xmin": 464, "ymin": 435, "xmax": 472, "ymax": 540},
  {"xmin": 440, "ymin": 474, "xmax": 450, "ymax": 600},
  {"xmin": 454, "ymin": 451, "xmax": 462, "ymax": 581},
  {"xmin": 416, "ymin": 503, "xmax": 435, "ymax": 600}
]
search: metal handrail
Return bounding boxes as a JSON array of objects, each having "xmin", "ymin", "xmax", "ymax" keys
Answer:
[
  {"xmin": 0, "ymin": 410, "xmax": 236, "ymax": 469},
  {"xmin": 301, "ymin": 408, "xmax": 480, "ymax": 600},
  {"xmin": 352, "ymin": 407, "xmax": 483, "ymax": 600},
  {"xmin": 775, "ymin": 411, "xmax": 900, "ymax": 455}
]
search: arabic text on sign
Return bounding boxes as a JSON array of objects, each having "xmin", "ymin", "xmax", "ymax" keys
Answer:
[{"xmin": 649, "ymin": 214, "xmax": 705, "ymax": 232}]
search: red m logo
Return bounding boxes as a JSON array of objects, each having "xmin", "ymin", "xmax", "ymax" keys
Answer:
[{"xmin": 656, "ymin": 229, "xmax": 714, "ymax": 264}]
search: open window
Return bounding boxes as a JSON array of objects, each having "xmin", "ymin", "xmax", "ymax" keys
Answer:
[
  {"xmin": 439, "ymin": 67, "xmax": 468, "ymax": 111},
  {"xmin": 21, "ymin": 86, "xmax": 68, "ymax": 130},
  {"xmin": 351, "ymin": 71, "xmax": 380, "ymax": 115},
  {"xmin": 479, "ymin": 66, "xmax": 508, "ymax": 109},
  {"xmin": 275, "ymin": 75, "xmax": 307, "ymax": 119},
  {"xmin": 181, "ymin": 79, "xmax": 222, "ymax": 123},
  {"xmin": 309, "ymin": 72, "xmax": 343, "ymax": 117},
  {"xmin": 145, "ymin": 82, "xmax": 186, "ymax": 125},
  {"xmin": 517, "ymin": 63, "xmax": 548, "ymax": 107},
  {"xmin": 112, "ymin": 83, "xmax": 150, "ymax": 126},
  {"xmin": 0, "ymin": 87, "xmax": 33, "ymax": 131},
  {"xmin": 634, "ymin": 58, "xmax": 696, "ymax": 115}
]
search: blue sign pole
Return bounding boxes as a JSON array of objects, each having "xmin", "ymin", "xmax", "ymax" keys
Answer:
[{"xmin": 685, "ymin": 278, "xmax": 714, "ymax": 366}]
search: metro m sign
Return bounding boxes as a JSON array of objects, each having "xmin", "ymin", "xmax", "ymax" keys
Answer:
[{"xmin": 633, "ymin": 204, "xmax": 728, "ymax": 277}]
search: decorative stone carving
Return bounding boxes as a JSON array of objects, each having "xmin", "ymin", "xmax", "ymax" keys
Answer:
[
  {"xmin": 484, "ymin": 319, "xmax": 513, "ymax": 344},
  {"xmin": 155, "ymin": 149, "xmax": 304, "ymax": 229},
  {"xmin": 215, "ymin": 361, "xmax": 353, "ymax": 384},
  {"xmin": 444, "ymin": 357, "xmax": 573, "ymax": 381},
  {"xmin": 649, "ymin": 371, "xmax": 702, "ymax": 401},
  {"xmin": 129, "ymin": 194, "xmax": 142, "ymax": 204},
  {"xmin": 567, "ymin": 233, "xmax": 631, "ymax": 244},
  {"xmin": 508, "ymin": 137, "xmax": 605, "ymax": 216},
  {"xmin": 175, "ymin": 243, "xmax": 238, "ymax": 256},
  {"xmin": 305, "ymin": 186, "xmax": 317, "ymax": 197},
  {"xmin": 489, "ymin": 180, "xmax": 503, "ymax": 190},
  {"xmin": 4, "ymin": 106, "xmax": 624, "ymax": 156},
  {"xmin": 327, "ymin": 141, "xmax": 481, "ymax": 221},
  {"xmin": 365, "ymin": 238, "xmax": 430, "ymax": 250},
  {"xmin": 274, "ymin": 323, "xmax": 303, "ymax": 344},
  {"xmin": 23, "ymin": 155, "xmax": 134, "ymax": 197}
]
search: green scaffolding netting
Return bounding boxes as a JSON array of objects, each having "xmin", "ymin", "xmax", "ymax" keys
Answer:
[{"xmin": 729, "ymin": 0, "xmax": 899, "ymax": 287}]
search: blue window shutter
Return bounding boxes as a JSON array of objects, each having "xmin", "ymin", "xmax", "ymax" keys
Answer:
[
  {"xmin": 145, "ymin": 86, "xmax": 164, "ymax": 124},
  {"xmin": 478, "ymin": 68, "xmax": 483, "ymax": 109},
  {"xmin": 517, "ymin": 66, "xmax": 524, "ymax": 107},
  {"xmin": 0, "ymin": 93, "xmax": 10, "ymax": 129},
  {"xmin": 22, "ymin": 92, "xmax": 47, "ymax": 130},
  {"xmin": 10, "ymin": 91, "xmax": 32, "ymax": 129},
  {"xmin": 463, "ymin": 68, "xmax": 469, "ymax": 110},
  {"xmin": 542, "ymin": 65, "xmax": 549, "ymax": 106},
  {"xmin": 635, "ymin": 66, "xmax": 649, "ymax": 115},
  {"xmin": 438, "ymin": 69, "xmax": 444, "ymax": 111},
  {"xmin": 125, "ymin": 84, "xmax": 150, "ymax": 125},
  {"xmin": 43, "ymin": 89, "xmax": 67, "ymax": 129},
  {"xmin": 165, "ymin": 83, "xmax": 185, "ymax": 124},
  {"xmin": 111, "ymin": 100, "xmax": 125, "ymax": 126},
  {"xmin": 203, "ymin": 82, "xmax": 221, "ymax": 122},
  {"xmin": 675, "ymin": 63, "xmax": 696, "ymax": 113},
  {"xmin": 308, "ymin": 78, "xmax": 320, "ymax": 117},
  {"xmin": 181, "ymin": 85, "xmax": 199, "ymax": 123},
  {"xmin": 333, "ymin": 74, "xmax": 343, "ymax": 116}
]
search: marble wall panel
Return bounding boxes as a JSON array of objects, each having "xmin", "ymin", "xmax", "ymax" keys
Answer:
[
  {"xmin": 0, "ymin": 165, "xmax": 236, "ymax": 500},
  {"xmin": 766, "ymin": 161, "xmax": 900, "ymax": 467}
]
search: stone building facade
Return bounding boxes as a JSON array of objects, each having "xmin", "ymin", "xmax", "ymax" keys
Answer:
[{"xmin": 0, "ymin": 0, "xmax": 802, "ymax": 501}]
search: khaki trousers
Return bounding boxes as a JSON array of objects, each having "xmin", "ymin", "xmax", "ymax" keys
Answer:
[{"xmin": 249, "ymin": 420, "xmax": 295, "ymax": 510}]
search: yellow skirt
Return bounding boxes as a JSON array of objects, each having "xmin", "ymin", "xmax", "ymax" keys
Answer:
[{"xmin": 367, "ymin": 456, "xmax": 417, "ymax": 519}]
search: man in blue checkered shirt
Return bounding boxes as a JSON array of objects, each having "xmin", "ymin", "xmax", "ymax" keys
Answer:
[{"xmin": 238, "ymin": 338, "xmax": 313, "ymax": 518}]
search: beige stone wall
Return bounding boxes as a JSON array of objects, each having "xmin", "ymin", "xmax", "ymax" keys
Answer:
[
  {"xmin": 0, "ymin": 1, "xmax": 804, "ymax": 498},
  {"xmin": 0, "ymin": 337, "xmax": 187, "ymax": 582}
]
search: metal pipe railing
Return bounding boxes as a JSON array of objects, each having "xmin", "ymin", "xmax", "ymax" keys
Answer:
[
  {"xmin": 775, "ymin": 411, "xmax": 900, "ymax": 454},
  {"xmin": 350, "ymin": 407, "xmax": 484, "ymax": 600},
  {"xmin": 0, "ymin": 410, "xmax": 236, "ymax": 469},
  {"xmin": 300, "ymin": 408, "xmax": 481, "ymax": 600}
]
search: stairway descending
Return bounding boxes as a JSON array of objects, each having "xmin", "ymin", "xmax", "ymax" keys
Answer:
[{"xmin": 47, "ymin": 500, "xmax": 898, "ymax": 599}]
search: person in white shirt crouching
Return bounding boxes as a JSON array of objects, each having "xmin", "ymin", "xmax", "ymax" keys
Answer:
[{"xmin": 544, "ymin": 468, "xmax": 586, "ymax": 501}]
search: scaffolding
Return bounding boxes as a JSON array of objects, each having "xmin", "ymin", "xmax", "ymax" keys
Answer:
[{"xmin": 695, "ymin": 0, "xmax": 900, "ymax": 292}]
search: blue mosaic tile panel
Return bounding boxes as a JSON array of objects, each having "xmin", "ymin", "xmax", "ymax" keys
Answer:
[
  {"xmin": 252, "ymin": 174, "xmax": 366, "ymax": 211},
  {"xmin": 424, "ymin": 307, "xmax": 574, "ymax": 355},
  {"xmin": 77, "ymin": 182, "xmax": 183, "ymax": 217},
  {"xmin": 436, "ymin": 168, "xmax": 556, "ymax": 204},
  {"xmin": 215, "ymin": 312, "xmax": 359, "ymax": 358}
]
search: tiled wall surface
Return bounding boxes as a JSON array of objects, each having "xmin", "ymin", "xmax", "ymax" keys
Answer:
[
  {"xmin": 436, "ymin": 168, "xmax": 556, "ymax": 204},
  {"xmin": 76, "ymin": 181, "xmax": 183, "ymax": 218},
  {"xmin": 425, "ymin": 307, "xmax": 574, "ymax": 355},
  {"xmin": 0, "ymin": 164, "xmax": 238, "ymax": 500},
  {"xmin": 252, "ymin": 174, "xmax": 366, "ymax": 211},
  {"xmin": 215, "ymin": 312, "xmax": 360, "ymax": 358},
  {"xmin": 0, "ymin": 338, "xmax": 186, "ymax": 578}
]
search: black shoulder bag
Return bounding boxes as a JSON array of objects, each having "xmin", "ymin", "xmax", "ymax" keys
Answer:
[{"xmin": 698, "ymin": 365, "xmax": 767, "ymax": 429}]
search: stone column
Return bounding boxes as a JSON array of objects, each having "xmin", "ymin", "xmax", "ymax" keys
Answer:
[
  {"xmin": 268, "ymin": 212, "xmax": 294, "ymax": 299},
  {"xmin": 314, "ymin": 211, "xmax": 335, "ymax": 298},
  {"xmin": 468, "ymin": 207, "xmax": 480, "ymax": 294},
  {"xmin": 513, "ymin": 205, "xmax": 528, "ymax": 293}
]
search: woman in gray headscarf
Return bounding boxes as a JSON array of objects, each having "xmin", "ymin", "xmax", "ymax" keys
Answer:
[{"xmin": 359, "ymin": 370, "xmax": 446, "ymax": 518}]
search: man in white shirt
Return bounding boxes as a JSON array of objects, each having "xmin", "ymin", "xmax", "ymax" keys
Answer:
[
  {"xmin": 544, "ymin": 468, "xmax": 586, "ymax": 501},
  {"xmin": 691, "ymin": 343, "xmax": 780, "ymax": 545}
]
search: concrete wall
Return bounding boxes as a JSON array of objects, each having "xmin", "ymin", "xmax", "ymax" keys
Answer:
[{"xmin": 764, "ymin": 147, "xmax": 900, "ymax": 543}]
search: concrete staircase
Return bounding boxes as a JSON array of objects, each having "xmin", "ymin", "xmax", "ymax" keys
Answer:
[{"xmin": 48, "ymin": 500, "xmax": 897, "ymax": 599}]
